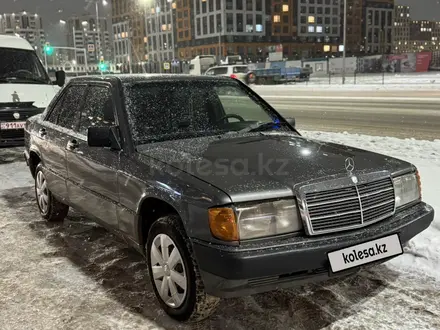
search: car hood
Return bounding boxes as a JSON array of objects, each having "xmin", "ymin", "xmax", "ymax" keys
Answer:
[
  {"xmin": 138, "ymin": 132, "xmax": 413, "ymax": 203},
  {"xmin": 0, "ymin": 83, "xmax": 60, "ymax": 108}
]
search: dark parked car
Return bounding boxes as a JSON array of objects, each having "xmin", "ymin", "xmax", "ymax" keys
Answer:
[{"xmin": 24, "ymin": 75, "xmax": 434, "ymax": 322}]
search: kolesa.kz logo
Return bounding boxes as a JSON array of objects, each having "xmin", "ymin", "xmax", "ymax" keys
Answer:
[{"xmin": 342, "ymin": 243, "xmax": 388, "ymax": 264}]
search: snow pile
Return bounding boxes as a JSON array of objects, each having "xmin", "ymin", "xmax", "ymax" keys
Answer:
[
  {"xmin": 302, "ymin": 130, "xmax": 440, "ymax": 281},
  {"xmin": 0, "ymin": 132, "xmax": 439, "ymax": 329},
  {"xmin": 252, "ymin": 73, "xmax": 440, "ymax": 91}
]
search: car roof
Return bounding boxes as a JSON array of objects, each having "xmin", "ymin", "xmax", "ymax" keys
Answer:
[
  {"xmin": 67, "ymin": 74, "xmax": 236, "ymax": 84},
  {"xmin": 0, "ymin": 34, "xmax": 34, "ymax": 50}
]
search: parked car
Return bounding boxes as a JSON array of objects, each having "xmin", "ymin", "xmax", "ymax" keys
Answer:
[
  {"xmin": 0, "ymin": 34, "xmax": 65, "ymax": 146},
  {"xmin": 204, "ymin": 64, "xmax": 254, "ymax": 84},
  {"xmin": 24, "ymin": 74, "xmax": 434, "ymax": 322}
]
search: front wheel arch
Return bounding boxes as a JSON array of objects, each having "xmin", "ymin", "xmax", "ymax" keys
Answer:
[{"xmin": 137, "ymin": 196, "xmax": 183, "ymax": 250}]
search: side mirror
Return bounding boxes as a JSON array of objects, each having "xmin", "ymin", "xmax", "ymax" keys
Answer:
[
  {"xmin": 285, "ymin": 117, "xmax": 296, "ymax": 128},
  {"xmin": 87, "ymin": 126, "xmax": 121, "ymax": 150},
  {"xmin": 53, "ymin": 70, "xmax": 66, "ymax": 87}
]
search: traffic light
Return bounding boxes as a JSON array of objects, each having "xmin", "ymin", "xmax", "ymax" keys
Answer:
[
  {"xmin": 44, "ymin": 42, "xmax": 54, "ymax": 56},
  {"xmin": 99, "ymin": 57, "xmax": 108, "ymax": 71}
]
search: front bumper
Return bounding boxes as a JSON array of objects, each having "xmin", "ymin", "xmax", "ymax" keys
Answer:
[{"xmin": 193, "ymin": 202, "xmax": 434, "ymax": 298}]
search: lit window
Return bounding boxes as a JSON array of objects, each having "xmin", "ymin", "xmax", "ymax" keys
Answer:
[
  {"xmin": 407, "ymin": 13, "xmax": 409, "ymax": 17},
  {"xmin": 400, "ymin": 13, "xmax": 403, "ymax": 17},
  {"xmin": 172, "ymin": 2, "xmax": 176, "ymax": 9},
  {"xmin": 162, "ymin": 24, "xmax": 167, "ymax": 31},
  {"xmin": 323, "ymin": 45, "xmax": 330, "ymax": 52},
  {"xmin": 316, "ymin": 26, "xmax": 322, "ymax": 33},
  {"xmin": 308, "ymin": 26, "xmax": 315, "ymax": 32},
  {"xmin": 283, "ymin": 5, "xmax": 289, "ymax": 12},
  {"xmin": 308, "ymin": 16, "xmax": 315, "ymax": 23},
  {"xmin": 273, "ymin": 15, "xmax": 280, "ymax": 23},
  {"xmin": 144, "ymin": 36, "xmax": 147, "ymax": 43}
]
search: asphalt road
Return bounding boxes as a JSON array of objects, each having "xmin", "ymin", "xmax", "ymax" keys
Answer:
[{"xmin": 254, "ymin": 88, "xmax": 440, "ymax": 140}]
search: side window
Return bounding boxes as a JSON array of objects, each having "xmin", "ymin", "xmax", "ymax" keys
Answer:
[
  {"xmin": 205, "ymin": 69, "xmax": 215, "ymax": 75},
  {"xmin": 77, "ymin": 86, "xmax": 116, "ymax": 136},
  {"xmin": 46, "ymin": 85, "xmax": 86, "ymax": 130},
  {"xmin": 213, "ymin": 67, "xmax": 228, "ymax": 75}
]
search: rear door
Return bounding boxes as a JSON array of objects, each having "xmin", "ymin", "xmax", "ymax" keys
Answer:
[
  {"xmin": 36, "ymin": 84, "xmax": 86, "ymax": 200},
  {"xmin": 65, "ymin": 83, "xmax": 120, "ymax": 229}
]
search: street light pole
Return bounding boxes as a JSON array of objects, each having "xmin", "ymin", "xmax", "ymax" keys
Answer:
[
  {"xmin": 218, "ymin": 25, "xmax": 222, "ymax": 65},
  {"xmin": 73, "ymin": 26, "xmax": 77, "ymax": 64},
  {"xmin": 95, "ymin": 1, "xmax": 101, "ymax": 60},
  {"xmin": 342, "ymin": 0, "xmax": 347, "ymax": 84}
]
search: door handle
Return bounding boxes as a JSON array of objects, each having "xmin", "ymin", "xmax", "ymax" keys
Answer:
[
  {"xmin": 38, "ymin": 128, "xmax": 47, "ymax": 137},
  {"xmin": 66, "ymin": 139, "xmax": 79, "ymax": 150}
]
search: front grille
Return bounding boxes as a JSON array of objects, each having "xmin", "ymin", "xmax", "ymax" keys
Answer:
[
  {"xmin": 0, "ymin": 129, "xmax": 24, "ymax": 140},
  {"xmin": 304, "ymin": 177, "xmax": 395, "ymax": 235}
]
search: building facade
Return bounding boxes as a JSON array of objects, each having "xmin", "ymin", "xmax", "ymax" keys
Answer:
[
  {"xmin": 113, "ymin": 21, "xmax": 131, "ymax": 66},
  {"xmin": 0, "ymin": 12, "xmax": 46, "ymax": 55},
  {"xmin": 145, "ymin": 1, "xmax": 176, "ymax": 62},
  {"xmin": 409, "ymin": 20, "xmax": 440, "ymax": 52},
  {"xmin": 393, "ymin": 5, "xmax": 410, "ymax": 53},
  {"xmin": 66, "ymin": 15, "xmax": 112, "ymax": 65},
  {"xmin": 363, "ymin": 0, "xmax": 394, "ymax": 55},
  {"xmin": 111, "ymin": 0, "xmax": 147, "ymax": 63},
  {"xmin": 344, "ymin": 0, "xmax": 364, "ymax": 54}
]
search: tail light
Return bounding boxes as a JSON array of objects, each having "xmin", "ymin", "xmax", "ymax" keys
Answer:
[{"xmin": 230, "ymin": 74, "xmax": 238, "ymax": 79}]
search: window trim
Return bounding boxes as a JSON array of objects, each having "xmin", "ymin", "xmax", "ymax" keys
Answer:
[
  {"xmin": 75, "ymin": 82, "xmax": 119, "ymax": 138},
  {"xmin": 44, "ymin": 83, "xmax": 88, "ymax": 130}
]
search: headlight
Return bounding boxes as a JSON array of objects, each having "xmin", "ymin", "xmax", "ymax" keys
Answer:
[
  {"xmin": 393, "ymin": 172, "xmax": 421, "ymax": 209},
  {"xmin": 208, "ymin": 199, "xmax": 303, "ymax": 241}
]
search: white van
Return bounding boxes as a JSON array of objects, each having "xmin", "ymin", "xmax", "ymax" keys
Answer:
[{"xmin": 0, "ymin": 34, "xmax": 65, "ymax": 146}]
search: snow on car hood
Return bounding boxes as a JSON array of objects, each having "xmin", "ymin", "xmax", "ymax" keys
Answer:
[
  {"xmin": 138, "ymin": 132, "xmax": 414, "ymax": 203},
  {"xmin": 0, "ymin": 83, "xmax": 60, "ymax": 108}
]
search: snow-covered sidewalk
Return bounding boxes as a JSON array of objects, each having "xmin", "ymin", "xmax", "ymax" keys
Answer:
[{"xmin": 0, "ymin": 132, "xmax": 439, "ymax": 330}]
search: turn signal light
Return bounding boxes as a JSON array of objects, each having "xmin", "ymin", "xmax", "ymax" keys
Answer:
[
  {"xmin": 416, "ymin": 170, "xmax": 422, "ymax": 198},
  {"xmin": 208, "ymin": 207, "xmax": 238, "ymax": 241}
]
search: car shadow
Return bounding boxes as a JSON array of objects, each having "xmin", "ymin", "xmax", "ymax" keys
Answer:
[{"xmin": 2, "ymin": 187, "xmax": 402, "ymax": 330}]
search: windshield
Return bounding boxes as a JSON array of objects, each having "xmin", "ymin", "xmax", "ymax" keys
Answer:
[
  {"xmin": 124, "ymin": 80, "xmax": 290, "ymax": 145},
  {"xmin": 0, "ymin": 48, "xmax": 51, "ymax": 84}
]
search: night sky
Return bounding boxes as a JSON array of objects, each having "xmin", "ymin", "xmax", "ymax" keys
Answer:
[{"xmin": 2, "ymin": 0, "xmax": 440, "ymax": 45}]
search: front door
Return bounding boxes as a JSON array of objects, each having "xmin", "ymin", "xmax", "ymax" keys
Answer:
[
  {"xmin": 65, "ymin": 83, "xmax": 120, "ymax": 230},
  {"xmin": 37, "ymin": 84, "xmax": 86, "ymax": 200}
]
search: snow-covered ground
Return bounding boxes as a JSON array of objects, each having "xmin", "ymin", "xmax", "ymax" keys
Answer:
[{"xmin": 0, "ymin": 131, "xmax": 439, "ymax": 330}]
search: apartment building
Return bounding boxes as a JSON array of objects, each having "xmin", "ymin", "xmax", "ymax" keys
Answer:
[
  {"xmin": 111, "ymin": 0, "xmax": 147, "ymax": 62},
  {"xmin": 363, "ymin": 0, "xmax": 394, "ymax": 54},
  {"xmin": 393, "ymin": 5, "xmax": 411, "ymax": 53},
  {"xmin": 144, "ymin": 1, "xmax": 176, "ymax": 62},
  {"xmin": 113, "ymin": 21, "xmax": 131, "ymax": 65},
  {"xmin": 409, "ymin": 20, "xmax": 440, "ymax": 52},
  {"xmin": 0, "ymin": 11, "xmax": 46, "ymax": 55},
  {"xmin": 66, "ymin": 15, "xmax": 112, "ymax": 64},
  {"xmin": 344, "ymin": 0, "xmax": 363, "ymax": 54}
]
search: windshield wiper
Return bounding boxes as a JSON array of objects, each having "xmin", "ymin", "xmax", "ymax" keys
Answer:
[{"xmin": 239, "ymin": 121, "xmax": 285, "ymax": 134}]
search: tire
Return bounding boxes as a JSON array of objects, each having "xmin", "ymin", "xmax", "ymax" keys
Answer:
[
  {"xmin": 34, "ymin": 163, "xmax": 69, "ymax": 222},
  {"xmin": 146, "ymin": 215, "xmax": 220, "ymax": 322}
]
